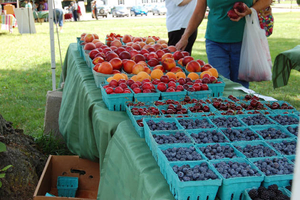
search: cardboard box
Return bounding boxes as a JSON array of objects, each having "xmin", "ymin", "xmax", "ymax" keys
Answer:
[{"xmin": 33, "ymin": 155, "xmax": 100, "ymax": 200}]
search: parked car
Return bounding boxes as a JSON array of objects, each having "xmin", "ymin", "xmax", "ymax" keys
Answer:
[
  {"xmin": 96, "ymin": 5, "xmax": 110, "ymax": 18},
  {"xmin": 143, "ymin": 4, "xmax": 155, "ymax": 13},
  {"xmin": 152, "ymin": 4, "xmax": 167, "ymax": 15},
  {"xmin": 130, "ymin": 5, "xmax": 148, "ymax": 16},
  {"xmin": 111, "ymin": 5, "xmax": 130, "ymax": 17}
]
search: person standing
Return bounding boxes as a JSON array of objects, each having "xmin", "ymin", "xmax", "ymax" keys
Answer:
[
  {"xmin": 92, "ymin": 0, "xmax": 98, "ymax": 20},
  {"xmin": 175, "ymin": 0, "xmax": 272, "ymax": 88},
  {"xmin": 53, "ymin": 0, "xmax": 64, "ymax": 32},
  {"xmin": 24, "ymin": 0, "xmax": 32, "ymax": 9},
  {"xmin": 72, "ymin": 1, "xmax": 78, "ymax": 21},
  {"xmin": 43, "ymin": 0, "xmax": 48, "ymax": 10},
  {"xmin": 165, "ymin": 0, "xmax": 197, "ymax": 55}
]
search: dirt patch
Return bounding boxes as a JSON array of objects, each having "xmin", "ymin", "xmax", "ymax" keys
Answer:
[{"xmin": 0, "ymin": 114, "xmax": 48, "ymax": 200}]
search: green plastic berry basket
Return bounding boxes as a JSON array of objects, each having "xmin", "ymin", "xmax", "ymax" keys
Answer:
[
  {"xmin": 159, "ymin": 90, "xmax": 187, "ymax": 101},
  {"xmin": 177, "ymin": 116, "xmax": 217, "ymax": 130},
  {"xmin": 237, "ymin": 114, "xmax": 277, "ymax": 126},
  {"xmin": 251, "ymin": 125, "xmax": 296, "ymax": 141},
  {"xmin": 284, "ymin": 124, "xmax": 299, "ymax": 137},
  {"xmin": 196, "ymin": 143, "xmax": 246, "ymax": 161},
  {"xmin": 100, "ymin": 84, "xmax": 133, "ymax": 111},
  {"xmin": 249, "ymin": 156, "xmax": 294, "ymax": 187},
  {"xmin": 263, "ymin": 100, "xmax": 297, "ymax": 112},
  {"xmin": 92, "ymin": 69, "xmax": 114, "ymax": 88},
  {"xmin": 76, "ymin": 37, "xmax": 84, "ymax": 58},
  {"xmin": 207, "ymin": 79, "xmax": 226, "ymax": 97},
  {"xmin": 267, "ymin": 114, "xmax": 299, "ymax": 126},
  {"xmin": 232, "ymin": 140, "xmax": 281, "ymax": 159},
  {"xmin": 151, "ymin": 135, "xmax": 196, "ymax": 162},
  {"xmin": 162, "ymin": 160, "xmax": 222, "ymax": 200},
  {"xmin": 186, "ymin": 128, "xmax": 230, "ymax": 144},
  {"xmin": 157, "ymin": 104, "xmax": 193, "ymax": 117},
  {"xmin": 57, "ymin": 176, "xmax": 78, "ymax": 197},
  {"xmin": 210, "ymin": 158, "xmax": 264, "ymax": 200},
  {"xmin": 186, "ymin": 103, "xmax": 219, "ymax": 117},
  {"xmin": 157, "ymin": 144, "xmax": 205, "ymax": 174},
  {"xmin": 186, "ymin": 88, "xmax": 212, "ymax": 101},
  {"xmin": 266, "ymin": 138, "xmax": 297, "ymax": 156},
  {"xmin": 243, "ymin": 187, "xmax": 290, "ymax": 200},
  {"xmin": 143, "ymin": 117, "xmax": 184, "ymax": 153},
  {"xmin": 132, "ymin": 90, "xmax": 161, "ymax": 104},
  {"xmin": 209, "ymin": 115, "xmax": 248, "ymax": 128},
  {"xmin": 220, "ymin": 126, "xmax": 264, "ymax": 142},
  {"xmin": 132, "ymin": 116, "xmax": 145, "ymax": 138},
  {"xmin": 83, "ymin": 50, "xmax": 92, "ymax": 69}
]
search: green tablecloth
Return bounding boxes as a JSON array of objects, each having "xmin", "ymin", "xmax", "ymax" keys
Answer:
[
  {"xmin": 272, "ymin": 45, "xmax": 300, "ymax": 88},
  {"xmin": 59, "ymin": 43, "xmax": 246, "ymax": 200}
]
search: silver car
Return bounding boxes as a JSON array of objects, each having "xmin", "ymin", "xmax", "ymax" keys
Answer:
[{"xmin": 152, "ymin": 4, "xmax": 167, "ymax": 15}]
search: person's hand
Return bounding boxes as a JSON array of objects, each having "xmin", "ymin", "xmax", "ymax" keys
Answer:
[
  {"xmin": 230, "ymin": 3, "xmax": 252, "ymax": 22},
  {"xmin": 175, "ymin": 36, "xmax": 188, "ymax": 51}
]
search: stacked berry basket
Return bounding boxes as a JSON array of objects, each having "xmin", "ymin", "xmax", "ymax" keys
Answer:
[{"xmin": 135, "ymin": 94, "xmax": 299, "ymax": 200}]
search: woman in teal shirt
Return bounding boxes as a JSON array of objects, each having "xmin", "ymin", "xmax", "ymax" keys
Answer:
[{"xmin": 176, "ymin": 0, "xmax": 272, "ymax": 88}]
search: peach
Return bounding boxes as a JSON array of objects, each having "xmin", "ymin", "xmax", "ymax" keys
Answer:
[
  {"xmin": 173, "ymin": 51, "xmax": 184, "ymax": 60},
  {"xmin": 142, "ymin": 44, "xmax": 152, "ymax": 50},
  {"xmin": 162, "ymin": 57, "xmax": 176, "ymax": 71},
  {"xmin": 119, "ymin": 51, "xmax": 131, "ymax": 60},
  {"xmin": 161, "ymin": 53, "xmax": 173, "ymax": 62},
  {"xmin": 147, "ymin": 52, "xmax": 158, "ymax": 61},
  {"xmin": 112, "ymin": 69, "xmax": 121, "ymax": 74},
  {"xmin": 123, "ymin": 59, "xmax": 136, "ymax": 74},
  {"xmin": 137, "ymin": 61, "xmax": 148, "ymax": 68},
  {"xmin": 132, "ymin": 43, "xmax": 142, "ymax": 51},
  {"xmin": 84, "ymin": 42, "xmax": 96, "ymax": 50},
  {"xmin": 153, "ymin": 43, "xmax": 162, "ymax": 51},
  {"xmin": 110, "ymin": 39, "xmax": 122, "ymax": 48},
  {"xmin": 84, "ymin": 34, "xmax": 94, "ymax": 43},
  {"xmin": 196, "ymin": 59, "xmax": 206, "ymax": 66},
  {"xmin": 132, "ymin": 54, "xmax": 146, "ymax": 63},
  {"xmin": 95, "ymin": 42, "xmax": 104, "ymax": 48},
  {"xmin": 182, "ymin": 56, "xmax": 194, "ymax": 66},
  {"xmin": 110, "ymin": 46, "xmax": 118, "ymax": 51},
  {"xmin": 122, "ymin": 34, "xmax": 132, "ymax": 43},
  {"xmin": 140, "ymin": 49, "xmax": 149, "ymax": 55},
  {"xmin": 144, "ymin": 66, "xmax": 151, "ymax": 74},
  {"xmin": 125, "ymin": 46, "xmax": 133, "ymax": 52},
  {"xmin": 92, "ymin": 39, "xmax": 100, "ymax": 44},
  {"xmin": 138, "ymin": 42, "xmax": 146, "ymax": 48},
  {"xmin": 147, "ymin": 58, "xmax": 160, "ymax": 67},
  {"xmin": 126, "ymin": 42, "xmax": 133, "ymax": 47},
  {"xmin": 161, "ymin": 43, "xmax": 168, "ymax": 48},
  {"xmin": 97, "ymin": 62, "xmax": 113, "ymax": 74},
  {"xmin": 109, "ymin": 57, "xmax": 123, "ymax": 70},
  {"xmin": 145, "ymin": 36, "xmax": 155, "ymax": 44},
  {"xmin": 167, "ymin": 45, "xmax": 177, "ymax": 53},
  {"xmin": 106, "ymin": 52, "xmax": 119, "ymax": 61},
  {"xmin": 147, "ymin": 47, "xmax": 156, "ymax": 53},
  {"xmin": 132, "ymin": 64, "xmax": 145, "ymax": 75},
  {"xmin": 156, "ymin": 50, "xmax": 165, "ymax": 59},
  {"xmin": 170, "ymin": 66, "xmax": 183, "ymax": 73},
  {"xmin": 130, "ymin": 50, "xmax": 140, "ymax": 58},
  {"xmin": 201, "ymin": 64, "xmax": 213, "ymax": 72},
  {"xmin": 153, "ymin": 65, "xmax": 165, "ymax": 72},
  {"xmin": 115, "ymin": 47, "xmax": 126, "ymax": 55},
  {"xmin": 93, "ymin": 34, "xmax": 99, "ymax": 40},
  {"xmin": 177, "ymin": 58, "xmax": 184, "ymax": 66},
  {"xmin": 89, "ymin": 49, "xmax": 100, "ymax": 59},
  {"xmin": 132, "ymin": 37, "xmax": 143, "ymax": 43},
  {"xmin": 157, "ymin": 39, "xmax": 167, "ymax": 45},
  {"xmin": 186, "ymin": 60, "xmax": 201, "ymax": 72},
  {"xmin": 93, "ymin": 56, "xmax": 105, "ymax": 65}
]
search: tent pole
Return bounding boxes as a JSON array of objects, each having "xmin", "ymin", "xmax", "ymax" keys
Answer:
[{"xmin": 48, "ymin": 0, "xmax": 56, "ymax": 91}]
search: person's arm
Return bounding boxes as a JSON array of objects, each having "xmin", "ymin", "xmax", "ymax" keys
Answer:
[
  {"xmin": 176, "ymin": 0, "xmax": 207, "ymax": 51},
  {"xmin": 230, "ymin": 0, "xmax": 272, "ymax": 21},
  {"xmin": 178, "ymin": 0, "xmax": 193, "ymax": 6}
]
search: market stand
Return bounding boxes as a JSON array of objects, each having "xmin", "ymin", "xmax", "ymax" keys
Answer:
[{"xmin": 58, "ymin": 43, "xmax": 274, "ymax": 200}]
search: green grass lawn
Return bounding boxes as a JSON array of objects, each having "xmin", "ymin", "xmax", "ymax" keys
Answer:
[{"xmin": 0, "ymin": 12, "xmax": 299, "ymax": 137}]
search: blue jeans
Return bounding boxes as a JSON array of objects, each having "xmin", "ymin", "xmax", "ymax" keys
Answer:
[
  {"xmin": 53, "ymin": 8, "xmax": 63, "ymax": 27},
  {"xmin": 205, "ymin": 39, "xmax": 249, "ymax": 88}
]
